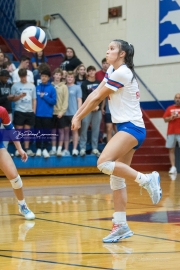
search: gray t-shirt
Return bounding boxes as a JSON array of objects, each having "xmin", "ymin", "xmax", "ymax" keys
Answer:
[
  {"xmin": 11, "ymin": 82, "xmax": 36, "ymax": 112},
  {"xmin": 65, "ymin": 84, "xmax": 82, "ymax": 116}
]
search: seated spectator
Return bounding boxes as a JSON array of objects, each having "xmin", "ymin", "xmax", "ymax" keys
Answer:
[
  {"xmin": 95, "ymin": 58, "xmax": 109, "ymax": 81},
  {"xmin": 0, "ymin": 52, "xmax": 5, "ymax": 71},
  {"xmin": 2, "ymin": 62, "xmax": 13, "ymax": 84},
  {"xmin": 49, "ymin": 68, "xmax": 69, "ymax": 156},
  {"xmin": 63, "ymin": 71, "xmax": 82, "ymax": 156},
  {"xmin": 12, "ymin": 55, "xmax": 34, "ymax": 84},
  {"xmin": 75, "ymin": 64, "xmax": 86, "ymax": 85},
  {"xmin": 79, "ymin": 66, "xmax": 101, "ymax": 157},
  {"xmin": 31, "ymin": 50, "xmax": 48, "ymax": 85},
  {"xmin": 11, "ymin": 69, "xmax": 36, "ymax": 157},
  {"xmin": 60, "ymin": 47, "xmax": 82, "ymax": 71},
  {"xmin": 35, "ymin": 69, "xmax": 56, "ymax": 158},
  {"xmin": 4, "ymin": 54, "xmax": 16, "ymax": 74}
]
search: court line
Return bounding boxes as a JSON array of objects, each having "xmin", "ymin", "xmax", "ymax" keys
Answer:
[
  {"xmin": 0, "ymin": 254, "xmax": 121, "ymax": 270},
  {"xmin": 0, "ymin": 249, "xmax": 180, "ymax": 255},
  {"xmin": 34, "ymin": 217, "xmax": 180, "ymax": 243}
]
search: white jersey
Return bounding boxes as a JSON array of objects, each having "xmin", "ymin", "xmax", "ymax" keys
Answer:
[
  {"xmin": 12, "ymin": 69, "xmax": 34, "ymax": 84},
  {"xmin": 103, "ymin": 65, "xmax": 145, "ymax": 128}
]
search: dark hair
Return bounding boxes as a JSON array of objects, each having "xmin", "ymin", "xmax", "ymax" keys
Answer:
[
  {"xmin": 34, "ymin": 51, "xmax": 45, "ymax": 66},
  {"xmin": 64, "ymin": 47, "xmax": 77, "ymax": 60},
  {"xmin": 41, "ymin": 68, "xmax": 51, "ymax": 77},
  {"xmin": 102, "ymin": 58, "xmax": 107, "ymax": 64},
  {"xmin": 18, "ymin": 68, "xmax": 27, "ymax": 77},
  {"xmin": 38, "ymin": 63, "xmax": 50, "ymax": 73},
  {"xmin": 2, "ymin": 61, "xmax": 11, "ymax": 69},
  {"xmin": 113, "ymin": 39, "xmax": 136, "ymax": 81},
  {"xmin": 87, "ymin": 65, "xmax": 96, "ymax": 72},
  {"xmin": 20, "ymin": 55, "xmax": 30, "ymax": 62},
  {"xmin": 4, "ymin": 54, "xmax": 12, "ymax": 63}
]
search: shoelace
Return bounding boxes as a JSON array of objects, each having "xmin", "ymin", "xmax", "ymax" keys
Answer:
[{"xmin": 111, "ymin": 224, "xmax": 120, "ymax": 234}]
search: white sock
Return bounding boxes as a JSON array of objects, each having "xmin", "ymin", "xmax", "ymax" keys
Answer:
[
  {"xmin": 135, "ymin": 172, "xmax": 149, "ymax": 185},
  {"xmin": 57, "ymin": 146, "xmax": 62, "ymax": 151},
  {"xmin": 52, "ymin": 146, "xmax": 56, "ymax": 151},
  {"xmin": 18, "ymin": 199, "xmax": 26, "ymax": 206},
  {"xmin": 112, "ymin": 212, "xmax": 127, "ymax": 225}
]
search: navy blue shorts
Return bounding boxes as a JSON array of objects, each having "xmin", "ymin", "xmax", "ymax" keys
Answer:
[{"xmin": 116, "ymin": 122, "xmax": 146, "ymax": 150}]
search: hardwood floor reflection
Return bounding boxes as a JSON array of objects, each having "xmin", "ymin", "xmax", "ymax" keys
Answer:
[{"xmin": 0, "ymin": 172, "xmax": 180, "ymax": 269}]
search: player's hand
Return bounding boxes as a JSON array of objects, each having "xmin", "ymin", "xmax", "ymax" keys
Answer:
[
  {"xmin": 71, "ymin": 116, "xmax": 81, "ymax": 130},
  {"xmin": 18, "ymin": 149, "xmax": 28, "ymax": 162}
]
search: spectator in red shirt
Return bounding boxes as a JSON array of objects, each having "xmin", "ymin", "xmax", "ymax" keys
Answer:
[
  {"xmin": 163, "ymin": 93, "xmax": 180, "ymax": 174},
  {"xmin": 95, "ymin": 58, "xmax": 109, "ymax": 81}
]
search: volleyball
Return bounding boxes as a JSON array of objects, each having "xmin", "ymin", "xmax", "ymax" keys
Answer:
[{"xmin": 21, "ymin": 26, "xmax": 47, "ymax": 52}]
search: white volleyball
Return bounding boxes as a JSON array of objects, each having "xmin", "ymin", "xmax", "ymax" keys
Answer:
[{"xmin": 21, "ymin": 26, "xmax": 47, "ymax": 52}]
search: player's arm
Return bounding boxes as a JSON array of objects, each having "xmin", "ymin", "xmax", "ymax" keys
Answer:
[{"xmin": 74, "ymin": 81, "xmax": 106, "ymax": 118}]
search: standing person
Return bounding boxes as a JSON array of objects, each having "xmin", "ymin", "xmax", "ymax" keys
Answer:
[
  {"xmin": 31, "ymin": 50, "xmax": 48, "ymax": 85},
  {"xmin": 163, "ymin": 93, "xmax": 180, "ymax": 174},
  {"xmin": 79, "ymin": 66, "xmax": 101, "ymax": 157},
  {"xmin": 60, "ymin": 47, "xmax": 82, "ymax": 71},
  {"xmin": 49, "ymin": 68, "xmax": 68, "ymax": 156},
  {"xmin": 75, "ymin": 64, "xmax": 86, "ymax": 86},
  {"xmin": 35, "ymin": 69, "xmax": 56, "ymax": 158},
  {"xmin": 72, "ymin": 39, "xmax": 162, "ymax": 243},
  {"xmin": 63, "ymin": 71, "xmax": 82, "ymax": 156},
  {"xmin": 95, "ymin": 58, "xmax": 110, "ymax": 81},
  {"xmin": 0, "ymin": 106, "xmax": 35, "ymax": 220},
  {"xmin": 11, "ymin": 69, "xmax": 36, "ymax": 157},
  {"xmin": 12, "ymin": 55, "xmax": 34, "ymax": 84}
]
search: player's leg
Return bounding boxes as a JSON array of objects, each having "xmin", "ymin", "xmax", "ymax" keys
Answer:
[
  {"xmin": 101, "ymin": 147, "xmax": 135, "ymax": 243},
  {"xmin": 0, "ymin": 147, "xmax": 35, "ymax": 220},
  {"xmin": 98, "ymin": 127, "xmax": 162, "ymax": 205}
]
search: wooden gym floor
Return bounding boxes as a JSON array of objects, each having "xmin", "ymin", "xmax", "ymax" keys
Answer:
[{"xmin": 0, "ymin": 172, "xmax": 180, "ymax": 270}]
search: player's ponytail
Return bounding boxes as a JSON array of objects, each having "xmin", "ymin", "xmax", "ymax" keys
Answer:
[{"xmin": 113, "ymin": 39, "xmax": 136, "ymax": 82}]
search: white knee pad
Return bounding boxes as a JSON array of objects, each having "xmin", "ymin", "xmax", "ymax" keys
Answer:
[
  {"xmin": 97, "ymin": 161, "xmax": 115, "ymax": 175},
  {"xmin": 10, "ymin": 175, "xmax": 23, "ymax": 189},
  {"xmin": 110, "ymin": 175, "xmax": 126, "ymax": 190}
]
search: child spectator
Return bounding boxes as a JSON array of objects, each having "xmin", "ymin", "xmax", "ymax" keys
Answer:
[
  {"xmin": 63, "ymin": 71, "xmax": 82, "ymax": 156},
  {"xmin": 95, "ymin": 58, "xmax": 109, "ymax": 81},
  {"xmin": 4, "ymin": 54, "xmax": 16, "ymax": 74},
  {"xmin": 49, "ymin": 68, "xmax": 68, "ymax": 156},
  {"xmin": 79, "ymin": 66, "xmax": 101, "ymax": 157},
  {"xmin": 35, "ymin": 69, "xmax": 56, "ymax": 158},
  {"xmin": 60, "ymin": 47, "xmax": 82, "ymax": 71},
  {"xmin": 61, "ymin": 70, "xmax": 67, "ymax": 83},
  {"xmin": 12, "ymin": 55, "xmax": 34, "ymax": 84},
  {"xmin": 75, "ymin": 64, "xmax": 86, "ymax": 86},
  {"xmin": 11, "ymin": 68, "xmax": 36, "ymax": 157}
]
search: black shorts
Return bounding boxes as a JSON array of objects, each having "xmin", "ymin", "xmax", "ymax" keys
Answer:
[
  {"xmin": 104, "ymin": 113, "xmax": 112, "ymax": 124},
  {"xmin": 13, "ymin": 111, "xmax": 35, "ymax": 126},
  {"xmin": 52, "ymin": 115, "xmax": 66, "ymax": 129},
  {"xmin": 64, "ymin": 115, "xmax": 73, "ymax": 127}
]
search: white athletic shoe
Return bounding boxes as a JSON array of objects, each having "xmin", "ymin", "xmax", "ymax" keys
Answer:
[
  {"xmin": 72, "ymin": 149, "xmax": 79, "ymax": 156},
  {"xmin": 18, "ymin": 204, "xmax": 35, "ymax": 220},
  {"xmin": 91, "ymin": 149, "xmax": 101, "ymax": 157},
  {"xmin": 62, "ymin": 149, "xmax": 70, "ymax": 156},
  {"xmin": 102, "ymin": 223, "xmax": 133, "ymax": 243},
  {"xmin": 42, "ymin": 149, "xmax": 50, "ymax": 158},
  {"xmin": 15, "ymin": 150, "xmax": 20, "ymax": 157},
  {"xmin": 169, "ymin": 166, "xmax": 177, "ymax": 174},
  {"xmin": 36, "ymin": 148, "xmax": 42, "ymax": 156},
  {"xmin": 80, "ymin": 149, "xmax": 86, "ymax": 157},
  {"xmin": 141, "ymin": 171, "xmax": 162, "ymax": 204},
  {"xmin": 26, "ymin": 149, "xmax": 35, "ymax": 157},
  {"xmin": 49, "ymin": 149, "xmax": 56, "ymax": 156},
  {"xmin": 56, "ymin": 148, "xmax": 62, "ymax": 157}
]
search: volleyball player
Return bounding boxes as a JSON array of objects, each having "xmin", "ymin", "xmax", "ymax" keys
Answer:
[
  {"xmin": 0, "ymin": 106, "xmax": 35, "ymax": 220},
  {"xmin": 71, "ymin": 39, "xmax": 162, "ymax": 243}
]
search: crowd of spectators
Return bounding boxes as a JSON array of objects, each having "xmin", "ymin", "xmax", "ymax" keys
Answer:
[{"xmin": 0, "ymin": 47, "xmax": 116, "ymax": 158}]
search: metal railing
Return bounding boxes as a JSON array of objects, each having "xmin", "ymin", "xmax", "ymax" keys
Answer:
[{"xmin": 50, "ymin": 12, "xmax": 165, "ymax": 110}]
